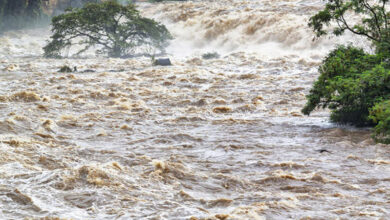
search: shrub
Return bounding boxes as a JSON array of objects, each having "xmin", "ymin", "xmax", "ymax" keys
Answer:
[
  {"xmin": 43, "ymin": 1, "xmax": 172, "ymax": 58},
  {"xmin": 370, "ymin": 100, "xmax": 390, "ymax": 144},
  {"xmin": 303, "ymin": 45, "xmax": 390, "ymax": 126},
  {"xmin": 303, "ymin": 46, "xmax": 372, "ymax": 122}
]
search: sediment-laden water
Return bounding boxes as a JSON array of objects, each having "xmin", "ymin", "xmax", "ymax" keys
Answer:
[{"xmin": 0, "ymin": 0, "xmax": 389, "ymax": 219}]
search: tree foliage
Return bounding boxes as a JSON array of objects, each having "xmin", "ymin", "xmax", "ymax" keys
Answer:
[
  {"xmin": 304, "ymin": 0, "xmax": 390, "ymax": 143},
  {"xmin": 43, "ymin": 1, "xmax": 172, "ymax": 58},
  {"xmin": 370, "ymin": 100, "xmax": 390, "ymax": 143},
  {"xmin": 302, "ymin": 45, "xmax": 390, "ymax": 126},
  {"xmin": 309, "ymin": 0, "xmax": 390, "ymax": 47}
]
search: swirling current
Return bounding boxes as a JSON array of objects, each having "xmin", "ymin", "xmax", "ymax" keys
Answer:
[{"xmin": 0, "ymin": 0, "xmax": 389, "ymax": 219}]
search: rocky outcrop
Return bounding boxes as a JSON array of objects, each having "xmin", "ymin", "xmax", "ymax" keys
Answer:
[{"xmin": 154, "ymin": 58, "xmax": 172, "ymax": 66}]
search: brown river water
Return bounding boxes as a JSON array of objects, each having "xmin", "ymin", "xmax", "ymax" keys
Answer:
[{"xmin": 0, "ymin": 0, "xmax": 389, "ymax": 219}]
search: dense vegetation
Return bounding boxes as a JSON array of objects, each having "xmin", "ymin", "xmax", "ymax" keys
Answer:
[
  {"xmin": 0, "ymin": 0, "xmax": 48, "ymax": 32},
  {"xmin": 303, "ymin": 0, "xmax": 390, "ymax": 143},
  {"xmin": 0, "ymin": 0, "xmax": 103, "ymax": 33},
  {"xmin": 370, "ymin": 100, "xmax": 390, "ymax": 144},
  {"xmin": 43, "ymin": 1, "xmax": 172, "ymax": 58}
]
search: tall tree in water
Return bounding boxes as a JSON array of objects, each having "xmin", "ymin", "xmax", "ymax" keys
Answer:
[{"xmin": 43, "ymin": 1, "xmax": 172, "ymax": 58}]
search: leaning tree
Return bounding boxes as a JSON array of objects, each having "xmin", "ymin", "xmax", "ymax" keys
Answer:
[{"xmin": 43, "ymin": 1, "xmax": 172, "ymax": 58}]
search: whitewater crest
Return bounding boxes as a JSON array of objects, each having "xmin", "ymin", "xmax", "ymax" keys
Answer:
[{"xmin": 141, "ymin": 0, "xmax": 367, "ymax": 58}]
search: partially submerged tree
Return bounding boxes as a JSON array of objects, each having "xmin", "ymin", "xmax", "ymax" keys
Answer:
[
  {"xmin": 43, "ymin": 1, "xmax": 172, "ymax": 58},
  {"xmin": 302, "ymin": 45, "xmax": 390, "ymax": 125},
  {"xmin": 303, "ymin": 0, "xmax": 390, "ymax": 143}
]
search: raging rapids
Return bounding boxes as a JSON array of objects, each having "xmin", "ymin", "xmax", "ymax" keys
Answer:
[{"xmin": 0, "ymin": 0, "xmax": 389, "ymax": 219}]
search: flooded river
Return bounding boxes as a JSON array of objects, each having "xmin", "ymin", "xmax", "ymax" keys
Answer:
[{"xmin": 0, "ymin": 0, "xmax": 389, "ymax": 219}]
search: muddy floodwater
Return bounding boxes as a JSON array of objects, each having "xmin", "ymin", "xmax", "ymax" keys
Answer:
[{"xmin": 0, "ymin": 0, "xmax": 389, "ymax": 219}]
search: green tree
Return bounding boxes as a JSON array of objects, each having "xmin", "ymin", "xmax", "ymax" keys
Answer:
[
  {"xmin": 302, "ymin": 45, "xmax": 390, "ymax": 125},
  {"xmin": 303, "ymin": 0, "xmax": 390, "ymax": 143},
  {"xmin": 309, "ymin": 0, "xmax": 390, "ymax": 49},
  {"xmin": 43, "ymin": 1, "xmax": 172, "ymax": 58}
]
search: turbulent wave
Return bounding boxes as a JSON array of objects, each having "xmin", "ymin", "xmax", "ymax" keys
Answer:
[
  {"xmin": 142, "ymin": 0, "xmax": 368, "ymax": 58},
  {"xmin": 0, "ymin": 0, "xmax": 368, "ymax": 60},
  {"xmin": 0, "ymin": 1, "xmax": 388, "ymax": 219}
]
